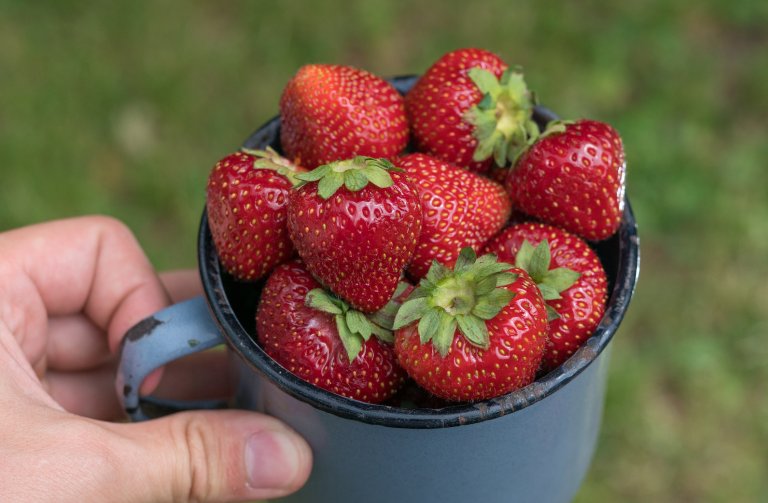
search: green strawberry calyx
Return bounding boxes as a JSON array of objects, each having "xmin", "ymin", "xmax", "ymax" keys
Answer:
[
  {"xmin": 240, "ymin": 147, "xmax": 303, "ymax": 186},
  {"xmin": 305, "ymin": 281, "xmax": 409, "ymax": 362},
  {"xmin": 464, "ymin": 67, "xmax": 540, "ymax": 168},
  {"xmin": 393, "ymin": 248, "xmax": 517, "ymax": 357},
  {"xmin": 294, "ymin": 156, "xmax": 403, "ymax": 200},
  {"xmin": 514, "ymin": 239, "xmax": 581, "ymax": 321}
]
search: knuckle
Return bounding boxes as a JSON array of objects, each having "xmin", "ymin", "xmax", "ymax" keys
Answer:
[{"xmin": 170, "ymin": 414, "xmax": 220, "ymax": 502}]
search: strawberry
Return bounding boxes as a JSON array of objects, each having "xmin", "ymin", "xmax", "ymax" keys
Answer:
[
  {"xmin": 405, "ymin": 48, "xmax": 539, "ymax": 174},
  {"xmin": 482, "ymin": 222, "xmax": 608, "ymax": 371},
  {"xmin": 279, "ymin": 64, "xmax": 409, "ymax": 169},
  {"xmin": 393, "ymin": 248, "xmax": 548, "ymax": 402},
  {"xmin": 206, "ymin": 148, "xmax": 303, "ymax": 281},
  {"xmin": 287, "ymin": 156, "xmax": 422, "ymax": 313},
  {"xmin": 395, "ymin": 153, "xmax": 511, "ymax": 280},
  {"xmin": 506, "ymin": 119, "xmax": 626, "ymax": 241},
  {"xmin": 256, "ymin": 260, "xmax": 408, "ymax": 404}
]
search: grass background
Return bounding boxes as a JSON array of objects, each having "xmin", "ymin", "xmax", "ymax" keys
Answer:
[{"xmin": 2, "ymin": 1, "xmax": 767, "ymax": 501}]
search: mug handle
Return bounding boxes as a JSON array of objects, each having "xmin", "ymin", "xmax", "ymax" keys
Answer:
[{"xmin": 116, "ymin": 296, "xmax": 229, "ymax": 421}]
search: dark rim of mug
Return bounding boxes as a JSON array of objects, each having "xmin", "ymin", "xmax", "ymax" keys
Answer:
[{"xmin": 198, "ymin": 75, "xmax": 640, "ymax": 429}]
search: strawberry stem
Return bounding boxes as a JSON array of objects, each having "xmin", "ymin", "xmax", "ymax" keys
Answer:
[
  {"xmin": 514, "ymin": 239, "xmax": 581, "ymax": 321},
  {"xmin": 393, "ymin": 248, "xmax": 517, "ymax": 357},
  {"xmin": 464, "ymin": 67, "xmax": 539, "ymax": 168},
  {"xmin": 240, "ymin": 146, "xmax": 303, "ymax": 186},
  {"xmin": 294, "ymin": 156, "xmax": 402, "ymax": 199},
  {"xmin": 305, "ymin": 283, "xmax": 408, "ymax": 361}
]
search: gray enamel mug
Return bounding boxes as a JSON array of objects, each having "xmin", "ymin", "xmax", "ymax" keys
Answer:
[{"xmin": 117, "ymin": 76, "xmax": 640, "ymax": 503}]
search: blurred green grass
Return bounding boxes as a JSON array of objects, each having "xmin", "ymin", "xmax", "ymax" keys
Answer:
[{"xmin": 2, "ymin": 1, "xmax": 767, "ymax": 501}]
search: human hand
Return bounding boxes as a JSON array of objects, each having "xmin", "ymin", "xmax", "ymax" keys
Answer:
[{"xmin": 0, "ymin": 216, "xmax": 312, "ymax": 502}]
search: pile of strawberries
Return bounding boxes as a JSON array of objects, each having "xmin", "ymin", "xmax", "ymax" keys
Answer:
[{"xmin": 205, "ymin": 48, "xmax": 626, "ymax": 405}]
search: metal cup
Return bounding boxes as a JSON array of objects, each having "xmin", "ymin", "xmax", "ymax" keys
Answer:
[{"xmin": 117, "ymin": 76, "xmax": 640, "ymax": 503}]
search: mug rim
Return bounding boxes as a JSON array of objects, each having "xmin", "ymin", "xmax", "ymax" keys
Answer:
[{"xmin": 197, "ymin": 76, "xmax": 640, "ymax": 429}]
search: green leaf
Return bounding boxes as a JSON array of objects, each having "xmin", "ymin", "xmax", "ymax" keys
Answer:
[
  {"xmin": 468, "ymin": 67, "xmax": 500, "ymax": 94},
  {"xmin": 393, "ymin": 297, "xmax": 429, "ymax": 329},
  {"xmin": 343, "ymin": 169, "xmax": 369, "ymax": 192},
  {"xmin": 472, "ymin": 297, "xmax": 506, "ymax": 320},
  {"xmin": 454, "ymin": 247, "xmax": 477, "ymax": 273},
  {"xmin": 336, "ymin": 316, "xmax": 363, "ymax": 363},
  {"xmin": 433, "ymin": 310, "xmax": 458, "ymax": 357},
  {"xmin": 431, "ymin": 310, "xmax": 456, "ymax": 357},
  {"xmin": 528, "ymin": 240, "xmax": 552, "ymax": 281},
  {"xmin": 417, "ymin": 308, "xmax": 442, "ymax": 345},
  {"xmin": 546, "ymin": 304, "xmax": 561, "ymax": 322},
  {"xmin": 475, "ymin": 275, "xmax": 498, "ymax": 296},
  {"xmin": 370, "ymin": 323, "xmax": 394, "ymax": 344},
  {"xmin": 515, "ymin": 240, "xmax": 535, "ymax": 270},
  {"xmin": 476, "ymin": 92, "xmax": 493, "ymax": 111},
  {"xmin": 471, "ymin": 257, "xmax": 512, "ymax": 280},
  {"xmin": 538, "ymin": 283, "xmax": 562, "ymax": 301},
  {"xmin": 541, "ymin": 267, "xmax": 581, "ymax": 294},
  {"xmin": 305, "ymin": 289, "xmax": 344, "ymax": 315},
  {"xmin": 425, "ymin": 260, "xmax": 452, "ymax": 285},
  {"xmin": 295, "ymin": 163, "xmax": 331, "ymax": 182},
  {"xmin": 493, "ymin": 135, "xmax": 509, "ymax": 168},
  {"xmin": 361, "ymin": 165, "xmax": 394, "ymax": 189},
  {"xmin": 456, "ymin": 314, "xmax": 490, "ymax": 350},
  {"xmin": 346, "ymin": 310, "xmax": 372, "ymax": 340},
  {"xmin": 495, "ymin": 272, "xmax": 518, "ymax": 287},
  {"xmin": 484, "ymin": 288, "xmax": 516, "ymax": 309},
  {"xmin": 317, "ymin": 171, "xmax": 345, "ymax": 199}
]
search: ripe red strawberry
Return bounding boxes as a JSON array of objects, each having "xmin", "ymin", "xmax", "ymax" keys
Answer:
[
  {"xmin": 206, "ymin": 148, "xmax": 303, "ymax": 281},
  {"xmin": 287, "ymin": 156, "xmax": 422, "ymax": 313},
  {"xmin": 393, "ymin": 248, "xmax": 548, "ymax": 402},
  {"xmin": 506, "ymin": 120, "xmax": 626, "ymax": 241},
  {"xmin": 396, "ymin": 153, "xmax": 511, "ymax": 280},
  {"xmin": 279, "ymin": 64, "xmax": 409, "ymax": 169},
  {"xmin": 405, "ymin": 48, "xmax": 539, "ymax": 174},
  {"xmin": 256, "ymin": 260, "xmax": 408, "ymax": 404},
  {"xmin": 482, "ymin": 222, "xmax": 608, "ymax": 371}
]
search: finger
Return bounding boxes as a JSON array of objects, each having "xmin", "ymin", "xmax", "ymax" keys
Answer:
[
  {"xmin": 109, "ymin": 411, "xmax": 312, "ymax": 502},
  {"xmin": 0, "ymin": 216, "xmax": 171, "ymax": 355},
  {"xmin": 46, "ymin": 314, "xmax": 111, "ymax": 371},
  {"xmin": 160, "ymin": 269, "xmax": 203, "ymax": 303},
  {"xmin": 46, "ymin": 350, "xmax": 233, "ymax": 420},
  {"xmin": 45, "ymin": 364, "xmax": 123, "ymax": 421}
]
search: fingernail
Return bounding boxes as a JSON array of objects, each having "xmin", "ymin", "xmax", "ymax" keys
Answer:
[{"xmin": 244, "ymin": 429, "xmax": 302, "ymax": 490}]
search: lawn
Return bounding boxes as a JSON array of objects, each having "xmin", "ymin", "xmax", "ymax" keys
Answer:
[{"xmin": 2, "ymin": 1, "xmax": 767, "ymax": 501}]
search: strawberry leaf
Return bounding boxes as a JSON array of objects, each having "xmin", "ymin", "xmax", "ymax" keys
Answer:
[
  {"xmin": 546, "ymin": 304, "xmax": 561, "ymax": 322},
  {"xmin": 418, "ymin": 308, "xmax": 442, "ymax": 345},
  {"xmin": 370, "ymin": 323, "xmax": 394, "ymax": 343},
  {"xmin": 454, "ymin": 247, "xmax": 477, "ymax": 272},
  {"xmin": 346, "ymin": 310, "xmax": 372, "ymax": 340},
  {"xmin": 465, "ymin": 67, "xmax": 538, "ymax": 167},
  {"xmin": 541, "ymin": 267, "xmax": 581, "ymax": 294},
  {"xmin": 468, "ymin": 68, "xmax": 500, "ymax": 95},
  {"xmin": 343, "ymin": 169, "xmax": 368, "ymax": 192},
  {"xmin": 456, "ymin": 314, "xmax": 490, "ymax": 349},
  {"xmin": 431, "ymin": 310, "xmax": 457, "ymax": 357},
  {"xmin": 335, "ymin": 316, "xmax": 363, "ymax": 363},
  {"xmin": 305, "ymin": 288, "xmax": 344, "ymax": 315},
  {"xmin": 393, "ymin": 297, "xmax": 429, "ymax": 330},
  {"xmin": 527, "ymin": 240, "xmax": 552, "ymax": 282},
  {"xmin": 361, "ymin": 165, "xmax": 394, "ymax": 189},
  {"xmin": 473, "ymin": 289, "xmax": 515, "ymax": 319},
  {"xmin": 318, "ymin": 171, "xmax": 344, "ymax": 199},
  {"xmin": 296, "ymin": 164, "xmax": 331, "ymax": 182},
  {"xmin": 538, "ymin": 283, "xmax": 563, "ymax": 301}
]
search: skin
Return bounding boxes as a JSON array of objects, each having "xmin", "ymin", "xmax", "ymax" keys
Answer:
[{"xmin": 0, "ymin": 216, "xmax": 312, "ymax": 502}]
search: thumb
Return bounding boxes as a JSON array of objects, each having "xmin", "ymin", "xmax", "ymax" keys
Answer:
[{"xmin": 110, "ymin": 410, "xmax": 312, "ymax": 502}]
